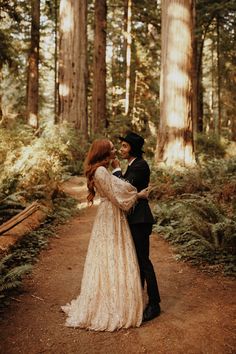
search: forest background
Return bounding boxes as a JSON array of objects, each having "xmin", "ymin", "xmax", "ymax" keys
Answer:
[{"xmin": 0, "ymin": 0, "xmax": 235, "ymax": 301}]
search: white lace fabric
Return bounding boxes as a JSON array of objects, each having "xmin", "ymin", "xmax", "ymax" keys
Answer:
[{"xmin": 61, "ymin": 166, "xmax": 143, "ymax": 331}]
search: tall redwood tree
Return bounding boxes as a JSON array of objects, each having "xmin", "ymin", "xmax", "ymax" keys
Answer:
[
  {"xmin": 155, "ymin": 0, "xmax": 196, "ymax": 167},
  {"xmin": 26, "ymin": 0, "xmax": 40, "ymax": 129},
  {"xmin": 58, "ymin": 0, "xmax": 88, "ymax": 135},
  {"xmin": 91, "ymin": 0, "xmax": 107, "ymax": 134}
]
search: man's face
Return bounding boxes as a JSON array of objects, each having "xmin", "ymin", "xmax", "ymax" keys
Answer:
[{"xmin": 119, "ymin": 141, "xmax": 131, "ymax": 160}]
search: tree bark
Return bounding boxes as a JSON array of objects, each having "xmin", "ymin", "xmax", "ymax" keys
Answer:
[
  {"xmin": 216, "ymin": 15, "xmax": 221, "ymax": 138},
  {"xmin": 0, "ymin": 64, "xmax": 3, "ymax": 122},
  {"xmin": 58, "ymin": 0, "xmax": 88, "ymax": 135},
  {"xmin": 26, "ymin": 0, "xmax": 40, "ymax": 129},
  {"xmin": 54, "ymin": 0, "xmax": 59, "ymax": 123},
  {"xmin": 123, "ymin": 0, "xmax": 128, "ymax": 66},
  {"xmin": 91, "ymin": 0, "xmax": 107, "ymax": 134},
  {"xmin": 196, "ymin": 17, "xmax": 214, "ymax": 133},
  {"xmin": 124, "ymin": 0, "xmax": 132, "ymax": 116},
  {"xmin": 209, "ymin": 39, "xmax": 215, "ymax": 132},
  {"xmin": 232, "ymin": 115, "xmax": 236, "ymax": 141},
  {"xmin": 155, "ymin": 0, "xmax": 195, "ymax": 167},
  {"xmin": 192, "ymin": 0, "xmax": 197, "ymax": 138}
]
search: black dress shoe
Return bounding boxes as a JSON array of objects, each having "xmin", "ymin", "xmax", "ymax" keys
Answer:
[{"xmin": 142, "ymin": 303, "xmax": 161, "ymax": 322}]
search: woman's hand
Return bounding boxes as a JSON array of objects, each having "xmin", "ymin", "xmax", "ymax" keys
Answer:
[
  {"xmin": 137, "ymin": 187, "xmax": 150, "ymax": 199},
  {"xmin": 111, "ymin": 157, "xmax": 120, "ymax": 169}
]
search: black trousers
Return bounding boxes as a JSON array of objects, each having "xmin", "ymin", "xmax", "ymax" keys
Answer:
[{"xmin": 129, "ymin": 223, "xmax": 161, "ymax": 305}]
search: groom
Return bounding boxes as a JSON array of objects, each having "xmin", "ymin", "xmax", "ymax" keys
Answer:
[{"xmin": 112, "ymin": 132, "xmax": 161, "ymax": 322}]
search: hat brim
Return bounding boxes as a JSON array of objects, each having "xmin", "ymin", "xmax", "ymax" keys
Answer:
[
  {"xmin": 118, "ymin": 136, "xmax": 128, "ymax": 142},
  {"xmin": 118, "ymin": 136, "xmax": 144, "ymax": 153}
]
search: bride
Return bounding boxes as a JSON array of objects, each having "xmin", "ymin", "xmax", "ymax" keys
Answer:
[{"xmin": 61, "ymin": 139, "xmax": 148, "ymax": 331}]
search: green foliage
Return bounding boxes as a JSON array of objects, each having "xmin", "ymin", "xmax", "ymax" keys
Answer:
[
  {"xmin": 151, "ymin": 157, "xmax": 236, "ymax": 206},
  {"xmin": 0, "ymin": 0, "xmax": 27, "ymax": 66},
  {"xmin": 201, "ymin": 158, "xmax": 236, "ymax": 215},
  {"xmin": 196, "ymin": 0, "xmax": 236, "ymax": 136},
  {"xmin": 0, "ymin": 121, "xmax": 87, "ymax": 224},
  {"xmin": 0, "ymin": 1, "xmax": 31, "ymax": 116},
  {"xmin": 48, "ymin": 193, "xmax": 79, "ymax": 223},
  {"xmin": 0, "ymin": 121, "xmax": 87, "ymax": 199},
  {"xmin": 151, "ymin": 157, "xmax": 236, "ymax": 276},
  {"xmin": 0, "ymin": 121, "xmax": 35, "ymax": 164},
  {"xmin": 105, "ymin": 0, "xmax": 160, "ymax": 138},
  {"xmin": 153, "ymin": 196, "xmax": 236, "ymax": 276},
  {"xmin": 150, "ymin": 167, "xmax": 209, "ymax": 200},
  {"xmin": 0, "ymin": 31, "xmax": 16, "ymax": 65},
  {"xmin": 0, "ymin": 253, "xmax": 32, "ymax": 304},
  {"xmin": 196, "ymin": 133, "xmax": 226, "ymax": 160}
]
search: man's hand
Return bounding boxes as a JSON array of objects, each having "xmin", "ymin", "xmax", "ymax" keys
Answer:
[{"xmin": 111, "ymin": 157, "xmax": 120, "ymax": 169}]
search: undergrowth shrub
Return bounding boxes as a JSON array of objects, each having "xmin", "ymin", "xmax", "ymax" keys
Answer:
[
  {"xmin": 0, "ymin": 255, "xmax": 32, "ymax": 304},
  {"xmin": 151, "ymin": 157, "xmax": 236, "ymax": 276},
  {"xmin": 150, "ymin": 167, "xmax": 210, "ymax": 200},
  {"xmin": 153, "ymin": 196, "xmax": 236, "ymax": 275},
  {"xmin": 0, "ymin": 122, "xmax": 35, "ymax": 165},
  {"xmin": 201, "ymin": 158, "xmax": 236, "ymax": 215},
  {"xmin": 0, "ymin": 121, "xmax": 88, "ymax": 222},
  {"xmin": 195, "ymin": 133, "xmax": 226, "ymax": 160}
]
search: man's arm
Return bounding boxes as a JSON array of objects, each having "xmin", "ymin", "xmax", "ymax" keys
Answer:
[{"xmin": 113, "ymin": 169, "xmax": 123, "ymax": 178}]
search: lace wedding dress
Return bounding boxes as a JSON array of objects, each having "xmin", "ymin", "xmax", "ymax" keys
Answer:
[{"xmin": 61, "ymin": 166, "xmax": 143, "ymax": 331}]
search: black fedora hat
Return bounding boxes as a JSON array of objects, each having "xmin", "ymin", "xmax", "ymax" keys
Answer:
[{"xmin": 119, "ymin": 132, "xmax": 145, "ymax": 153}]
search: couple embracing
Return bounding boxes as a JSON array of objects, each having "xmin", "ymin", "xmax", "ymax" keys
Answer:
[{"xmin": 61, "ymin": 132, "xmax": 161, "ymax": 331}]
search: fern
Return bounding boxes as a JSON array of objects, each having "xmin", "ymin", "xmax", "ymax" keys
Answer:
[
  {"xmin": 0, "ymin": 264, "xmax": 32, "ymax": 295},
  {"xmin": 153, "ymin": 195, "xmax": 236, "ymax": 276}
]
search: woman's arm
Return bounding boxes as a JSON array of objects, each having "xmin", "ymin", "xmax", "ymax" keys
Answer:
[{"xmin": 94, "ymin": 166, "xmax": 140, "ymax": 211}]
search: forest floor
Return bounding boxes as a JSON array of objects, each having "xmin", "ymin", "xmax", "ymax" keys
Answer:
[{"xmin": 0, "ymin": 177, "xmax": 235, "ymax": 354}]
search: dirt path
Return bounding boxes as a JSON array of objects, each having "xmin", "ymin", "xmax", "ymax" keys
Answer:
[{"xmin": 0, "ymin": 177, "xmax": 235, "ymax": 354}]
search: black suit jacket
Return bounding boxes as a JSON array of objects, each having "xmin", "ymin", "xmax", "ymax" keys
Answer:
[{"xmin": 113, "ymin": 158, "xmax": 155, "ymax": 225}]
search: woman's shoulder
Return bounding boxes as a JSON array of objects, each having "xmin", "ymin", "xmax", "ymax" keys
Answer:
[{"xmin": 94, "ymin": 165, "xmax": 108, "ymax": 179}]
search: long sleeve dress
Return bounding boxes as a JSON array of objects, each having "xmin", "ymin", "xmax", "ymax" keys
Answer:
[{"xmin": 61, "ymin": 166, "xmax": 143, "ymax": 331}]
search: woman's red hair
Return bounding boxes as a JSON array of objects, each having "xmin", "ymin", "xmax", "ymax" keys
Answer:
[{"xmin": 84, "ymin": 139, "xmax": 112, "ymax": 204}]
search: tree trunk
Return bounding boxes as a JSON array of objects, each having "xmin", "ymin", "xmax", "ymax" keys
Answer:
[
  {"xmin": 198, "ymin": 69, "xmax": 204, "ymax": 132},
  {"xmin": 0, "ymin": 64, "xmax": 3, "ymax": 122},
  {"xmin": 216, "ymin": 15, "xmax": 221, "ymax": 138},
  {"xmin": 58, "ymin": 0, "xmax": 88, "ymax": 135},
  {"xmin": 91, "ymin": 0, "xmax": 107, "ymax": 134},
  {"xmin": 155, "ymin": 0, "xmax": 195, "ymax": 167},
  {"xmin": 192, "ymin": 0, "xmax": 204, "ymax": 135},
  {"xmin": 111, "ymin": 42, "xmax": 116, "ymax": 120},
  {"xmin": 54, "ymin": 0, "xmax": 59, "ymax": 123},
  {"xmin": 111, "ymin": 4, "xmax": 117, "ymax": 120},
  {"xmin": 192, "ymin": 0, "xmax": 197, "ymax": 138},
  {"xmin": 196, "ymin": 18, "xmax": 214, "ymax": 133},
  {"xmin": 196, "ymin": 33, "xmax": 204, "ymax": 133},
  {"xmin": 132, "ymin": 70, "xmax": 138, "ymax": 120},
  {"xmin": 209, "ymin": 40, "xmax": 215, "ymax": 132},
  {"xmin": 26, "ymin": 0, "xmax": 40, "ymax": 129},
  {"xmin": 0, "ymin": 95, "xmax": 2, "ymax": 122},
  {"xmin": 124, "ymin": 0, "xmax": 132, "ymax": 116},
  {"xmin": 232, "ymin": 116, "xmax": 236, "ymax": 141}
]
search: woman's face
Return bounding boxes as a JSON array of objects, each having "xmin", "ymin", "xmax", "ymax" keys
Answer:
[{"xmin": 109, "ymin": 141, "xmax": 117, "ymax": 160}]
